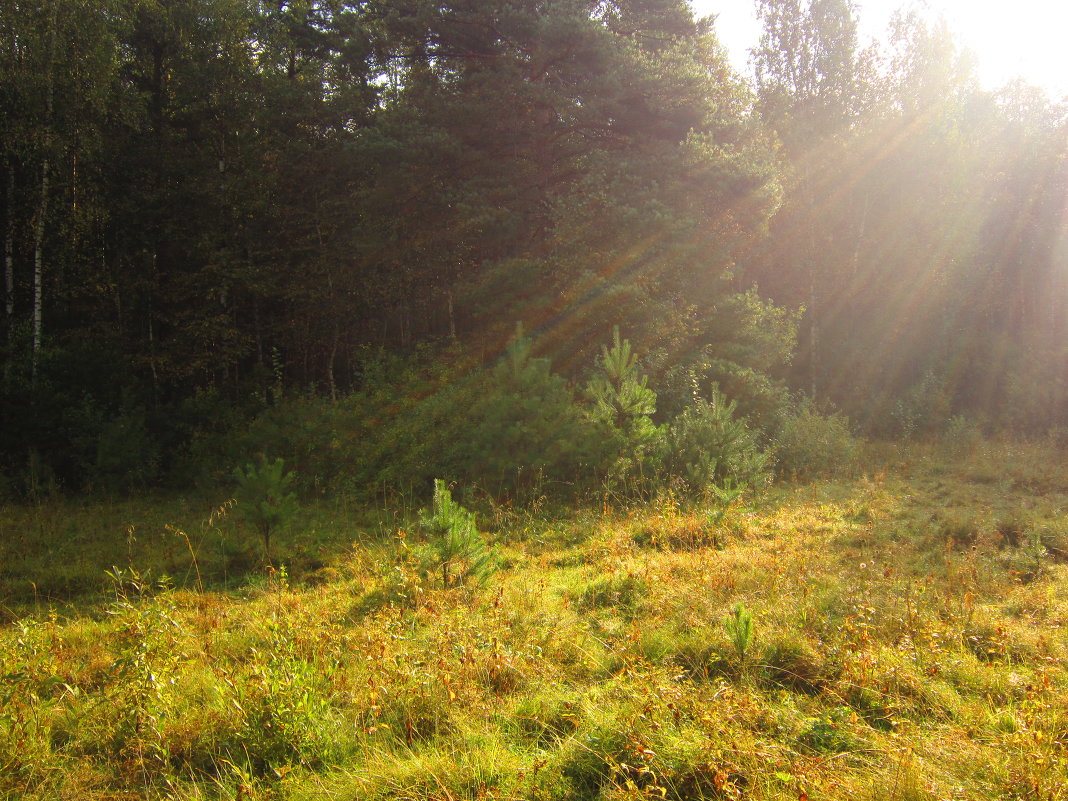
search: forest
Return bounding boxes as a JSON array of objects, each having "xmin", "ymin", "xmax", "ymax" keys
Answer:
[
  {"xmin": 3, "ymin": 1, "xmax": 1068, "ymax": 800},
  {"xmin": 2, "ymin": 0, "xmax": 1065, "ymax": 498}
]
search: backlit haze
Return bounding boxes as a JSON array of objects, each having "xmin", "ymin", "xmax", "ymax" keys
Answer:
[{"xmin": 694, "ymin": 0, "xmax": 1068, "ymax": 102}]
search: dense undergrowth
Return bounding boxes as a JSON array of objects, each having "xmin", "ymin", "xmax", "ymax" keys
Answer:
[{"xmin": 2, "ymin": 439, "xmax": 1068, "ymax": 800}]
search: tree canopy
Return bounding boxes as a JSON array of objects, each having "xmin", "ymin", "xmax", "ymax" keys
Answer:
[{"xmin": 1, "ymin": 0, "xmax": 1065, "ymax": 493}]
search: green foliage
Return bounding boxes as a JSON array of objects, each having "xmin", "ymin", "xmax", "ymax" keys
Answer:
[
  {"xmin": 0, "ymin": 343, "xmax": 163, "ymax": 495},
  {"xmin": 890, "ymin": 372, "xmax": 954, "ymax": 438},
  {"xmin": 703, "ymin": 359, "xmax": 794, "ymax": 432},
  {"xmin": 661, "ymin": 387, "xmax": 770, "ymax": 498},
  {"xmin": 355, "ymin": 554, "xmax": 426, "ymax": 616},
  {"xmin": 796, "ymin": 708, "xmax": 864, "ymax": 754},
  {"xmin": 506, "ymin": 693, "xmax": 581, "ymax": 747},
  {"xmin": 773, "ymin": 405, "xmax": 859, "ymax": 479},
  {"xmin": 229, "ymin": 623, "xmax": 336, "ymax": 774},
  {"xmin": 724, "ymin": 602, "xmax": 755, "ymax": 664},
  {"xmin": 233, "ymin": 457, "xmax": 299, "ymax": 561},
  {"xmin": 586, "ymin": 327, "xmax": 658, "ymax": 437},
  {"xmin": 91, "ymin": 406, "xmax": 161, "ymax": 493},
  {"xmin": 573, "ymin": 572, "xmax": 648, "ymax": 618},
  {"xmin": 760, "ymin": 634, "xmax": 833, "ymax": 694},
  {"xmin": 558, "ymin": 721, "xmax": 631, "ymax": 796},
  {"xmin": 206, "ymin": 333, "xmax": 784, "ymax": 505},
  {"xmin": 585, "ymin": 327, "xmax": 664, "ymax": 489},
  {"xmin": 214, "ymin": 396, "xmax": 368, "ymax": 497},
  {"xmin": 653, "ymin": 290, "xmax": 799, "ymax": 428},
  {"xmin": 416, "ymin": 479, "xmax": 496, "ymax": 588},
  {"xmin": 372, "ymin": 334, "xmax": 606, "ymax": 498},
  {"xmin": 941, "ymin": 414, "xmax": 983, "ymax": 458},
  {"xmin": 103, "ymin": 569, "xmax": 182, "ymax": 777},
  {"xmin": 2, "ymin": 0, "xmax": 1068, "ymax": 493}
]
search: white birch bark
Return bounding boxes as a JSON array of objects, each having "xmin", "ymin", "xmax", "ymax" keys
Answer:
[
  {"xmin": 31, "ymin": 0, "xmax": 58, "ymax": 384},
  {"xmin": 32, "ymin": 156, "xmax": 49, "ymax": 380},
  {"xmin": 4, "ymin": 165, "xmax": 13, "ymax": 327}
]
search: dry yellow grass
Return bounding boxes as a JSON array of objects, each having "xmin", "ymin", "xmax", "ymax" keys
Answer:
[{"xmin": 2, "ymin": 440, "xmax": 1067, "ymax": 799}]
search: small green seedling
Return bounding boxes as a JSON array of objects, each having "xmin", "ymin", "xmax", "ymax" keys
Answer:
[
  {"xmin": 233, "ymin": 456, "xmax": 298, "ymax": 563},
  {"xmin": 725, "ymin": 602, "xmax": 754, "ymax": 667}
]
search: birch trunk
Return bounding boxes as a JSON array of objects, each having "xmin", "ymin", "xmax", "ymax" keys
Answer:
[
  {"xmin": 4, "ymin": 164, "xmax": 13, "ymax": 330},
  {"xmin": 31, "ymin": 0, "xmax": 58, "ymax": 385},
  {"xmin": 32, "ymin": 156, "xmax": 49, "ymax": 381}
]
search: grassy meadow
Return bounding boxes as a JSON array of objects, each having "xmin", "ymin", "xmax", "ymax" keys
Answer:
[{"xmin": 2, "ymin": 439, "xmax": 1068, "ymax": 800}]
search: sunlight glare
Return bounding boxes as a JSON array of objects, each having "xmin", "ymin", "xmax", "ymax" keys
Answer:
[{"xmin": 694, "ymin": 0, "xmax": 1068, "ymax": 101}]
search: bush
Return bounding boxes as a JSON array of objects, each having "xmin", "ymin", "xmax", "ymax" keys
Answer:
[
  {"xmin": 890, "ymin": 371, "xmax": 952, "ymax": 438},
  {"xmin": 192, "ymin": 330, "xmax": 790, "ymax": 504},
  {"xmin": 204, "ymin": 395, "xmax": 373, "ymax": 497},
  {"xmin": 773, "ymin": 406, "xmax": 858, "ymax": 480},
  {"xmin": 760, "ymin": 634, "xmax": 832, "ymax": 694},
  {"xmin": 373, "ymin": 331, "xmax": 608, "ymax": 498},
  {"xmin": 91, "ymin": 405, "xmax": 161, "ymax": 492},
  {"xmin": 660, "ymin": 387, "xmax": 769, "ymax": 498},
  {"xmin": 583, "ymin": 327, "xmax": 663, "ymax": 492},
  {"xmin": 188, "ymin": 333, "xmax": 614, "ymax": 502},
  {"xmin": 228, "ymin": 624, "xmax": 337, "ymax": 773},
  {"xmin": 233, "ymin": 457, "xmax": 299, "ymax": 561},
  {"xmin": 941, "ymin": 414, "xmax": 982, "ymax": 458},
  {"xmin": 573, "ymin": 572, "xmax": 648, "ymax": 617},
  {"xmin": 415, "ymin": 479, "xmax": 497, "ymax": 588}
]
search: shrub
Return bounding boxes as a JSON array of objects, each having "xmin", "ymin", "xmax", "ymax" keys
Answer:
[
  {"xmin": 724, "ymin": 602, "xmax": 754, "ymax": 665},
  {"xmin": 890, "ymin": 371, "xmax": 953, "ymax": 438},
  {"xmin": 1034, "ymin": 521, "xmax": 1068, "ymax": 562},
  {"xmin": 773, "ymin": 405, "xmax": 858, "ymax": 479},
  {"xmin": 760, "ymin": 634, "xmax": 832, "ymax": 694},
  {"xmin": 233, "ymin": 457, "xmax": 299, "ymax": 562},
  {"xmin": 507, "ymin": 694, "xmax": 581, "ymax": 747},
  {"xmin": 584, "ymin": 327, "xmax": 663, "ymax": 491},
  {"xmin": 198, "ymin": 331, "xmax": 624, "ymax": 502},
  {"xmin": 374, "ymin": 332, "xmax": 608, "ymax": 498},
  {"xmin": 573, "ymin": 572, "xmax": 648, "ymax": 617},
  {"xmin": 653, "ymin": 289, "xmax": 799, "ymax": 430},
  {"xmin": 941, "ymin": 414, "xmax": 983, "ymax": 458},
  {"xmin": 227, "ymin": 624, "xmax": 336, "ymax": 773},
  {"xmin": 661, "ymin": 387, "xmax": 769, "ymax": 498},
  {"xmin": 796, "ymin": 708, "xmax": 863, "ymax": 754},
  {"xmin": 585, "ymin": 327, "xmax": 658, "ymax": 440},
  {"xmin": 672, "ymin": 636, "xmax": 732, "ymax": 681},
  {"xmin": 415, "ymin": 479, "xmax": 496, "ymax": 588},
  {"xmin": 91, "ymin": 405, "xmax": 161, "ymax": 492},
  {"xmin": 210, "ymin": 395, "xmax": 372, "ymax": 497}
]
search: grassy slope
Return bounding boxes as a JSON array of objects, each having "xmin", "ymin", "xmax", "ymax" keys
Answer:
[{"xmin": 2, "ymin": 441, "xmax": 1068, "ymax": 800}]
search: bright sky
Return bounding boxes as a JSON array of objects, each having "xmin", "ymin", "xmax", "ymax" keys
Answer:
[{"xmin": 692, "ymin": 0, "xmax": 1068, "ymax": 102}]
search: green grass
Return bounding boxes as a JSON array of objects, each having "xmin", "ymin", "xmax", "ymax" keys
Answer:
[{"xmin": 2, "ymin": 439, "xmax": 1068, "ymax": 799}]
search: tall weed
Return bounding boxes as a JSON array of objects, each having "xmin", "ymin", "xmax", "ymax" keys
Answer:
[{"xmin": 227, "ymin": 620, "xmax": 336, "ymax": 774}]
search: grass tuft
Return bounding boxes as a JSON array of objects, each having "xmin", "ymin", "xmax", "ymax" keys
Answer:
[{"xmin": 4, "ymin": 439, "xmax": 1068, "ymax": 799}]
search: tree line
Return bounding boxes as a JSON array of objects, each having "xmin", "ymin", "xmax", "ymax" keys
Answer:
[
  {"xmin": 747, "ymin": 0, "xmax": 1068, "ymax": 436},
  {"xmin": 1, "ymin": 0, "xmax": 1065, "ymax": 494}
]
